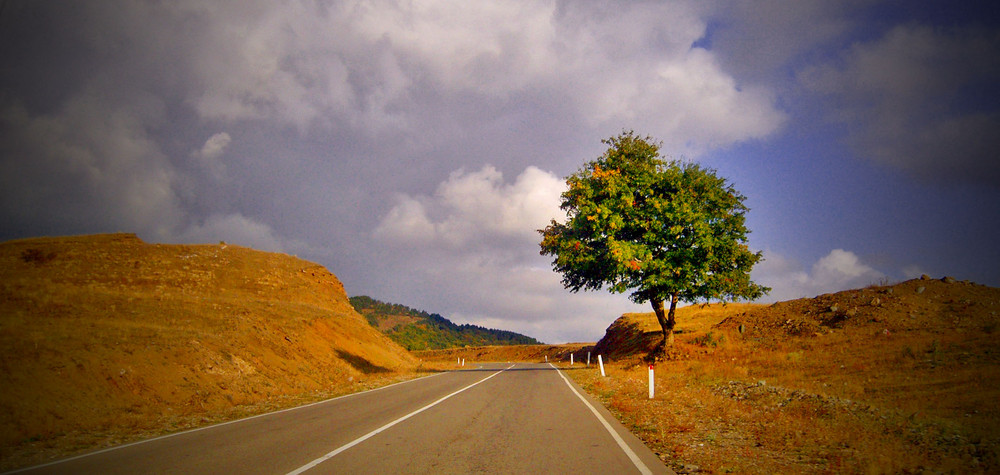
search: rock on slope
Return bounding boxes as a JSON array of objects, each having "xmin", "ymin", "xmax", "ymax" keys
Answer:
[{"xmin": 0, "ymin": 233, "xmax": 417, "ymax": 460}]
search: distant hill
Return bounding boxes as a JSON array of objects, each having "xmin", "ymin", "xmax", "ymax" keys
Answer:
[
  {"xmin": 349, "ymin": 296, "xmax": 541, "ymax": 350},
  {"xmin": 0, "ymin": 233, "xmax": 417, "ymax": 470}
]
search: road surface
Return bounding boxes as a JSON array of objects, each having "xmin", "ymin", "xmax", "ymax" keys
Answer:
[{"xmin": 12, "ymin": 363, "xmax": 672, "ymax": 474}]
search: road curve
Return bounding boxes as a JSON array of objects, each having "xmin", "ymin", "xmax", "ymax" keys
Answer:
[{"xmin": 11, "ymin": 363, "xmax": 672, "ymax": 474}]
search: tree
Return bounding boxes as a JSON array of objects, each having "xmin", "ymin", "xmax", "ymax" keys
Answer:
[{"xmin": 539, "ymin": 131, "xmax": 769, "ymax": 350}]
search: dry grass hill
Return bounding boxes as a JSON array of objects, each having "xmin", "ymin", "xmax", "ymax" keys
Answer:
[
  {"xmin": 0, "ymin": 233, "xmax": 419, "ymax": 470},
  {"xmin": 567, "ymin": 277, "xmax": 1000, "ymax": 473}
]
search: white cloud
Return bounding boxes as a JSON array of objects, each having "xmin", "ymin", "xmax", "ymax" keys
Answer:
[
  {"xmin": 542, "ymin": 1, "xmax": 787, "ymax": 153},
  {"xmin": 372, "ymin": 196, "xmax": 436, "ymax": 246},
  {"xmin": 196, "ymin": 132, "xmax": 231, "ymax": 160},
  {"xmin": 647, "ymin": 48, "xmax": 784, "ymax": 150},
  {"xmin": 370, "ymin": 164, "xmax": 646, "ymax": 343},
  {"xmin": 372, "ymin": 251, "xmax": 647, "ymax": 344},
  {"xmin": 812, "ymin": 249, "xmax": 885, "ymax": 287},
  {"xmin": 191, "ymin": 132, "xmax": 231, "ymax": 180},
  {"xmin": 449, "ymin": 283, "xmax": 648, "ymax": 344},
  {"xmin": 753, "ymin": 249, "xmax": 888, "ymax": 302},
  {"xmin": 352, "ymin": 1, "xmax": 558, "ymax": 93},
  {"xmin": 374, "ymin": 165, "xmax": 565, "ymax": 249},
  {"xmin": 174, "ymin": 213, "xmax": 284, "ymax": 252},
  {"xmin": 799, "ymin": 25, "xmax": 1000, "ymax": 185},
  {"xmin": 87, "ymin": 1, "xmax": 784, "ymax": 152}
]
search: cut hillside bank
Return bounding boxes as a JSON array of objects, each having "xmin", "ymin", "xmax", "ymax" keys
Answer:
[{"xmin": 0, "ymin": 233, "xmax": 418, "ymax": 470}]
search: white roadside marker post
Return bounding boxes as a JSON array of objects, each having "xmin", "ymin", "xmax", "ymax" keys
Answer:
[
  {"xmin": 598, "ymin": 355, "xmax": 606, "ymax": 377},
  {"xmin": 457, "ymin": 357, "xmax": 460, "ymax": 366},
  {"xmin": 587, "ymin": 352, "xmax": 591, "ymax": 366},
  {"xmin": 462, "ymin": 358, "xmax": 465, "ymax": 367},
  {"xmin": 570, "ymin": 353, "xmax": 574, "ymax": 365},
  {"xmin": 545, "ymin": 355, "xmax": 548, "ymax": 362},
  {"xmin": 648, "ymin": 364, "xmax": 654, "ymax": 399}
]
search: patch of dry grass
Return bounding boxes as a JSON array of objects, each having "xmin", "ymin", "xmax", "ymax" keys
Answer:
[{"xmin": 563, "ymin": 279, "xmax": 1000, "ymax": 474}]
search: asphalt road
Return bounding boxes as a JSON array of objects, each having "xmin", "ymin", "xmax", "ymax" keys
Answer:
[{"xmin": 12, "ymin": 363, "xmax": 672, "ymax": 474}]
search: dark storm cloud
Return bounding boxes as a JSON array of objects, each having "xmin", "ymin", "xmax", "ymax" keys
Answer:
[{"xmin": 800, "ymin": 24, "xmax": 1000, "ymax": 186}]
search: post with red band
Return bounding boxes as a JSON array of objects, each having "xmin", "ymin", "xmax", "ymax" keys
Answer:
[{"xmin": 648, "ymin": 364, "xmax": 654, "ymax": 399}]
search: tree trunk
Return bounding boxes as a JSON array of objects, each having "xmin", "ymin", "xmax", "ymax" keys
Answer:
[{"xmin": 651, "ymin": 294, "xmax": 678, "ymax": 348}]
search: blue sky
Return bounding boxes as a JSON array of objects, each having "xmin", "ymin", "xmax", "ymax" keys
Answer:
[{"xmin": 1, "ymin": 1, "xmax": 997, "ymax": 343}]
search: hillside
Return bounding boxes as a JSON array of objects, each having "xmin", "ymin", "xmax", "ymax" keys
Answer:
[
  {"xmin": 0, "ymin": 233, "xmax": 419, "ymax": 470},
  {"xmin": 572, "ymin": 276, "xmax": 1000, "ymax": 473},
  {"xmin": 349, "ymin": 296, "xmax": 541, "ymax": 350}
]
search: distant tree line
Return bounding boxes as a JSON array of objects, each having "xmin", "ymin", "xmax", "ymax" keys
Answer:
[{"xmin": 349, "ymin": 296, "xmax": 541, "ymax": 350}]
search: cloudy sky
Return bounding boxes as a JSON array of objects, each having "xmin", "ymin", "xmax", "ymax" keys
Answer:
[{"xmin": 1, "ymin": 1, "xmax": 998, "ymax": 343}]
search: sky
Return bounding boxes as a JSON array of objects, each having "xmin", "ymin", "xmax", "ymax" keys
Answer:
[{"xmin": 1, "ymin": 1, "xmax": 998, "ymax": 343}]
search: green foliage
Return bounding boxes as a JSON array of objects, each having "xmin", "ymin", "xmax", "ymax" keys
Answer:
[
  {"xmin": 348, "ymin": 296, "xmax": 542, "ymax": 351},
  {"xmin": 348, "ymin": 295, "xmax": 398, "ymax": 327},
  {"xmin": 539, "ymin": 130, "xmax": 769, "ymax": 307},
  {"xmin": 692, "ymin": 331, "xmax": 724, "ymax": 348}
]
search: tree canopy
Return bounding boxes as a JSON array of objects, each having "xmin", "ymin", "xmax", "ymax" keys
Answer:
[{"xmin": 539, "ymin": 131, "xmax": 768, "ymax": 348}]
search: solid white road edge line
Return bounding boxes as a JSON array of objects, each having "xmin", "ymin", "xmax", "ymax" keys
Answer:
[
  {"xmin": 285, "ymin": 363, "xmax": 516, "ymax": 475},
  {"xmin": 549, "ymin": 363, "xmax": 654, "ymax": 475},
  {"xmin": 5, "ymin": 372, "xmax": 445, "ymax": 474}
]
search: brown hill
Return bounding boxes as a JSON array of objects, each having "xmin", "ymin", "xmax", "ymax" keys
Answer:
[
  {"xmin": 0, "ymin": 233, "xmax": 418, "ymax": 469},
  {"xmin": 716, "ymin": 275, "xmax": 999, "ymax": 340},
  {"xmin": 578, "ymin": 276, "xmax": 1000, "ymax": 473}
]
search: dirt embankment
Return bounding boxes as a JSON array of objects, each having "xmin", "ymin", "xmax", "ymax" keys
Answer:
[{"xmin": 0, "ymin": 233, "xmax": 418, "ymax": 470}]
